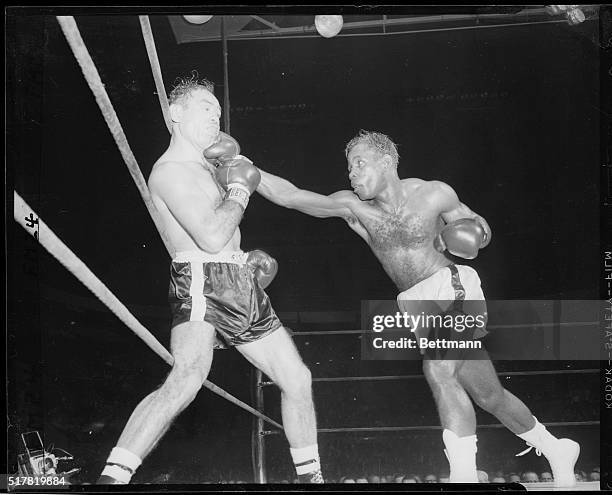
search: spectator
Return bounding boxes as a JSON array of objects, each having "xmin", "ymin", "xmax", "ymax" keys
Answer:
[
  {"xmin": 356, "ymin": 477, "xmax": 368, "ymax": 483},
  {"xmin": 402, "ymin": 477, "xmax": 417, "ymax": 483},
  {"xmin": 367, "ymin": 475, "xmax": 380, "ymax": 483},
  {"xmin": 522, "ymin": 471, "xmax": 539, "ymax": 482},
  {"xmin": 477, "ymin": 470, "xmax": 489, "ymax": 483},
  {"xmin": 540, "ymin": 471, "xmax": 553, "ymax": 482},
  {"xmin": 341, "ymin": 477, "xmax": 355, "ymax": 483},
  {"xmin": 575, "ymin": 471, "xmax": 586, "ymax": 482},
  {"xmin": 438, "ymin": 474, "xmax": 450, "ymax": 483},
  {"xmin": 492, "ymin": 476, "xmax": 506, "ymax": 483},
  {"xmin": 590, "ymin": 471, "xmax": 600, "ymax": 481},
  {"xmin": 508, "ymin": 473, "xmax": 521, "ymax": 483},
  {"xmin": 393, "ymin": 474, "xmax": 404, "ymax": 483},
  {"xmin": 424, "ymin": 474, "xmax": 437, "ymax": 483}
]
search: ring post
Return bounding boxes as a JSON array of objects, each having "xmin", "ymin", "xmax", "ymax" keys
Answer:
[{"xmin": 251, "ymin": 368, "xmax": 267, "ymax": 483}]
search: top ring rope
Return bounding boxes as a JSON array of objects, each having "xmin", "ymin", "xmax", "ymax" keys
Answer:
[
  {"xmin": 138, "ymin": 16, "xmax": 172, "ymax": 134},
  {"xmin": 56, "ymin": 16, "xmax": 175, "ymax": 259}
]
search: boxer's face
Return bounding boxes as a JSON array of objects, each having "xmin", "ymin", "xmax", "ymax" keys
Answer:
[
  {"xmin": 181, "ymin": 88, "xmax": 221, "ymax": 150},
  {"xmin": 347, "ymin": 143, "xmax": 389, "ymax": 200}
]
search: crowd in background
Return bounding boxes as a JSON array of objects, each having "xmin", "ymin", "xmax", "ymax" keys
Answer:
[{"xmin": 208, "ymin": 467, "xmax": 601, "ymax": 484}]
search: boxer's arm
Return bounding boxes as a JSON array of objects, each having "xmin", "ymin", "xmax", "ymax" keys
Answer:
[
  {"xmin": 429, "ymin": 181, "xmax": 492, "ymax": 246},
  {"xmin": 257, "ymin": 168, "xmax": 356, "ymax": 219},
  {"xmin": 149, "ymin": 162, "xmax": 244, "ymax": 253}
]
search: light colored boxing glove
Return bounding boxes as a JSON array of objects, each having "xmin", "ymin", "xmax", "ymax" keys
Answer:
[
  {"xmin": 203, "ymin": 131, "xmax": 240, "ymax": 166},
  {"xmin": 215, "ymin": 157, "xmax": 261, "ymax": 210},
  {"xmin": 246, "ymin": 250, "xmax": 278, "ymax": 289},
  {"xmin": 434, "ymin": 218, "xmax": 488, "ymax": 259}
]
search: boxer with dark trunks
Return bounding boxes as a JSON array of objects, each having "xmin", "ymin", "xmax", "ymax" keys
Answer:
[
  {"xmin": 97, "ymin": 77, "xmax": 323, "ymax": 484},
  {"xmin": 256, "ymin": 130, "xmax": 579, "ymax": 487}
]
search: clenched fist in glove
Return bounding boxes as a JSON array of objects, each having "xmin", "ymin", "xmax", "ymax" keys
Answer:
[
  {"xmin": 203, "ymin": 131, "xmax": 240, "ymax": 166},
  {"xmin": 246, "ymin": 250, "xmax": 278, "ymax": 289},
  {"xmin": 215, "ymin": 156, "xmax": 261, "ymax": 210},
  {"xmin": 434, "ymin": 218, "xmax": 489, "ymax": 260}
]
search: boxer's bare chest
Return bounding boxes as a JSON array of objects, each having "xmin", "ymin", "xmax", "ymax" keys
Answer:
[
  {"xmin": 353, "ymin": 198, "xmax": 445, "ymax": 290},
  {"xmin": 355, "ymin": 196, "xmax": 440, "ymax": 252}
]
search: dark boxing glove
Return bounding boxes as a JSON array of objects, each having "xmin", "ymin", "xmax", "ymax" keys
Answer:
[
  {"xmin": 215, "ymin": 156, "xmax": 261, "ymax": 210},
  {"xmin": 203, "ymin": 131, "xmax": 240, "ymax": 166},
  {"xmin": 246, "ymin": 250, "xmax": 278, "ymax": 289},
  {"xmin": 434, "ymin": 218, "xmax": 487, "ymax": 260}
]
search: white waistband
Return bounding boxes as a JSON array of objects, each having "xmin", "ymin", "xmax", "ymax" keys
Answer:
[{"xmin": 173, "ymin": 250, "xmax": 248, "ymax": 264}]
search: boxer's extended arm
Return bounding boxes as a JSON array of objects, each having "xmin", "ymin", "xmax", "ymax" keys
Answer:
[
  {"xmin": 149, "ymin": 163, "xmax": 243, "ymax": 253},
  {"xmin": 257, "ymin": 168, "xmax": 355, "ymax": 219},
  {"xmin": 430, "ymin": 181, "xmax": 492, "ymax": 246}
]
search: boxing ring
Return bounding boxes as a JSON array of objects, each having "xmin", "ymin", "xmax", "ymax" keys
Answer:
[{"xmin": 12, "ymin": 15, "xmax": 601, "ymax": 488}]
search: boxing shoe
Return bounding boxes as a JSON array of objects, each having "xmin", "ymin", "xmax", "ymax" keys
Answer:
[
  {"xmin": 443, "ymin": 429, "xmax": 479, "ymax": 483},
  {"xmin": 517, "ymin": 438, "xmax": 580, "ymax": 487},
  {"xmin": 97, "ymin": 474, "xmax": 126, "ymax": 484},
  {"xmin": 297, "ymin": 470, "xmax": 324, "ymax": 483}
]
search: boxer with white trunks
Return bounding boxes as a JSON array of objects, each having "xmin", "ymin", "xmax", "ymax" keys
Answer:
[{"xmin": 256, "ymin": 129, "xmax": 579, "ymax": 487}]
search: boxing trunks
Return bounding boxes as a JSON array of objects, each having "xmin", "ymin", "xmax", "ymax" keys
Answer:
[
  {"xmin": 168, "ymin": 250, "xmax": 282, "ymax": 346},
  {"xmin": 397, "ymin": 264, "xmax": 488, "ymax": 357}
]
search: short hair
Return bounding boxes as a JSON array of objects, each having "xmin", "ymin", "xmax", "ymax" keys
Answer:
[
  {"xmin": 168, "ymin": 72, "xmax": 214, "ymax": 107},
  {"xmin": 344, "ymin": 130, "xmax": 399, "ymax": 168}
]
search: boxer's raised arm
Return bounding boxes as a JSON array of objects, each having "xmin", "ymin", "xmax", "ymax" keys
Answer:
[
  {"xmin": 257, "ymin": 168, "xmax": 355, "ymax": 219},
  {"xmin": 149, "ymin": 162, "xmax": 244, "ymax": 253}
]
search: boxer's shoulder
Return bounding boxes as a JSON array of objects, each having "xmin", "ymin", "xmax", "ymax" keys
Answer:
[
  {"xmin": 329, "ymin": 189, "xmax": 360, "ymax": 205},
  {"xmin": 150, "ymin": 160, "xmax": 213, "ymax": 188}
]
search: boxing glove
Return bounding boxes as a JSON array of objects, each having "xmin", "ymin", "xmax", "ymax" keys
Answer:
[
  {"xmin": 203, "ymin": 131, "xmax": 240, "ymax": 166},
  {"xmin": 246, "ymin": 250, "xmax": 278, "ymax": 289},
  {"xmin": 215, "ymin": 157, "xmax": 261, "ymax": 209},
  {"xmin": 434, "ymin": 218, "xmax": 487, "ymax": 259}
]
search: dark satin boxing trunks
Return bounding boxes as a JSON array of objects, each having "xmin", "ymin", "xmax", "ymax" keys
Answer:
[{"xmin": 168, "ymin": 250, "xmax": 282, "ymax": 346}]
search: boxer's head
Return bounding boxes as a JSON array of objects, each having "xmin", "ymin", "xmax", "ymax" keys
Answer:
[
  {"xmin": 345, "ymin": 130, "xmax": 399, "ymax": 200},
  {"xmin": 169, "ymin": 75, "xmax": 221, "ymax": 150}
]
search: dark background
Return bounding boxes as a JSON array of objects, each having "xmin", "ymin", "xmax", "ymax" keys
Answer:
[{"xmin": 7, "ymin": 8, "xmax": 603, "ymax": 484}]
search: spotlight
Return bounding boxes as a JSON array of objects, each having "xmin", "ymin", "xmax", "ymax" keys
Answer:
[
  {"xmin": 183, "ymin": 15, "xmax": 213, "ymax": 25},
  {"xmin": 545, "ymin": 5, "xmax": 586, "ymax": 25},
  {"xmin": 566, "ymin": 7, "xmax": 586, "ymax": 25},
  {"xmin": 314, "ymin": 15, "xmax": 343, "ymax": 38}
]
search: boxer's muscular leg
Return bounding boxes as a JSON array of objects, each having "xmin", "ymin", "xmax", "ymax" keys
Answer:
[
  {"xmin": 238, "ymin": 327, "xmax": 316, "ymax": 446},
  {"xmin": 457, "ymin": 351, "xmax": 579, "ymax": 487},
  {"xmin": 423, "ymin": 358, "xmax": 476, "ymax": 436},
  {"xmin": 99, "ymin": 321, "xmax": 215, "ymax": 483},
  {"xmin": 456, "ymin": 352, "xmax": 534, "ymax": 434},
  {"xmin": 237, "ymin": 327, "xmax": 321, "ymax": 482}
]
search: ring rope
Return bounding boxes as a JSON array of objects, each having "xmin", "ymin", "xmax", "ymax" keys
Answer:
[
  {"xmin": 138, "ymin": 15, "xmax": 172, "ymax": 134},
  {"xmin": 56, "ymin": 16, "xmax": 175, "ymax": 259},
  {"xmin": 259, "ymin": 368, "xmax": 599, "ymax": 386},
  {"xmin": 262, "ymin": 421, "xmax": 600, "ymax": 436},
  {"xmin": 290, "ymin": 320, "xmax": 598, "ymax": 336},
  {"xmin": 48, "ymin": 16, "xmax": 284, "ymax": 431},
  {"xmin": 13, "ymin": 192, "xmax": 283, "ymax": 430}
]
